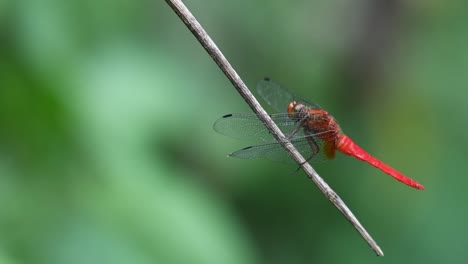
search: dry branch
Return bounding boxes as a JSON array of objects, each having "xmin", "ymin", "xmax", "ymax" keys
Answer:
[{"xmin": 165, "ymin": 0, "xmax": 384, "ymax": 256}]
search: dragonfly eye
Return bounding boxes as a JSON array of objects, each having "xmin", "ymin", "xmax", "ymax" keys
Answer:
[{"xmin": 287, "ymin": 101, "xmax": 297, "ymax": 113}]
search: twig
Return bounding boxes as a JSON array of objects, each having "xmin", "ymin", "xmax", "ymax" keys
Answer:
[{"xmin": 165, "ymin": 0, "xmax": 384, "ymax": 256}]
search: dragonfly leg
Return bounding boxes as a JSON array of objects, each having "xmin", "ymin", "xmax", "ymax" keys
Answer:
[
  {"xmin": 290, "ymin": 153, "xmax": 317, "ymax": 176},
  {"xmin": 289, "ymin": 165, "xmax": 302, "ymax": 176},
  {"xmin": 285, "ymin": 116, "xmax": 308, "ymax": 140},
  {"xmin": 291, "ymin": 129, "xmax": 320, "ymax": 172},
  {"xmin": 304, "ymin": 129, "xmax": 320, "ymax": 155}
]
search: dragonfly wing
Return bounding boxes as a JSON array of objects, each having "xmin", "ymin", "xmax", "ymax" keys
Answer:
[
  {"xmin": 229, "ymin": 138, "xmax": 317, "ymax": 163},
  {"xmin": 213, "ymin": 113, "xmax": 307, "ymax": 143},
  {"xmin": 257, "ymin": 78, "xmax": 321, "ymax": 112},
  {"xmin": 257, "ymin": 78, "xmax": 295, "ymax": 113}
]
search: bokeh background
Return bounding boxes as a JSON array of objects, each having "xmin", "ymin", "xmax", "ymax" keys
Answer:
[{"xmin": 1, "ymin": 0, "xmax": 467, "ymax": 263}]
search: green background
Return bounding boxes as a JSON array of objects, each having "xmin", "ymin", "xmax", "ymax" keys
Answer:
[{"xmin": 1, "ymin": 0, "xmax": 466, "ymax": 263}]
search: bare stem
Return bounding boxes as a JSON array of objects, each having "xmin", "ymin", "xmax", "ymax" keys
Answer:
[{"xmin": 165, "ymin": 0, "xmax": 384, "ymax": 256}]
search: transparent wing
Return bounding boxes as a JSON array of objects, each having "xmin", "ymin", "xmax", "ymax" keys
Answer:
[
  {"xmin": 213, "ymin": 113, "xmax": 307, "ymax": 143},
  {"xmin": 256, "ymin": 78, "xmax": 321, "ymax": 112},
  {"xmin": 229, "ymin": 136, "xmax": 331, "ymax": 163}
]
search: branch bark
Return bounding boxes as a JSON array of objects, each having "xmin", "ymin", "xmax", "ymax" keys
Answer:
[{"xmin": 165, "ymin": 0, "xmax": 384, "ymax": 256}]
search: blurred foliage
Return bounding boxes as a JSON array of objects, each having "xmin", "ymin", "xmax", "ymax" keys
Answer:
[{"xmin": 1, "ymin": 0, "xmax": 468, "ymax": 263}]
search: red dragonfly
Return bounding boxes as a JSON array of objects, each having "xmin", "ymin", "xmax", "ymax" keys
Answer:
[{"xmin": 214, "ymin": 78, "xmax": 424, "ymax": 190}]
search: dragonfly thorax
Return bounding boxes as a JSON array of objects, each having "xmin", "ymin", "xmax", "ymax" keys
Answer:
[{"xmin": 288, "ymin": 100, "xmax": 341, "ymax": 142}]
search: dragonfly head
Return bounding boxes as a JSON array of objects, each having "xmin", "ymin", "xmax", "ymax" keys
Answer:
[{"xmin": 288, "ymin": 101, "xmax": 305, "ymax": 115}]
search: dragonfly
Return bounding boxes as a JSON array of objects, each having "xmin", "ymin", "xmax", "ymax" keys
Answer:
[{"xmin": 213, "ymin": 78, "xmax": 425, "ymax": 190}]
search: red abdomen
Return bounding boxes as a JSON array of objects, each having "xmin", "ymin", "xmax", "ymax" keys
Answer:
[{"xmin": 336, "ymin": 134, "xmax": 424, "ymax": 190}]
